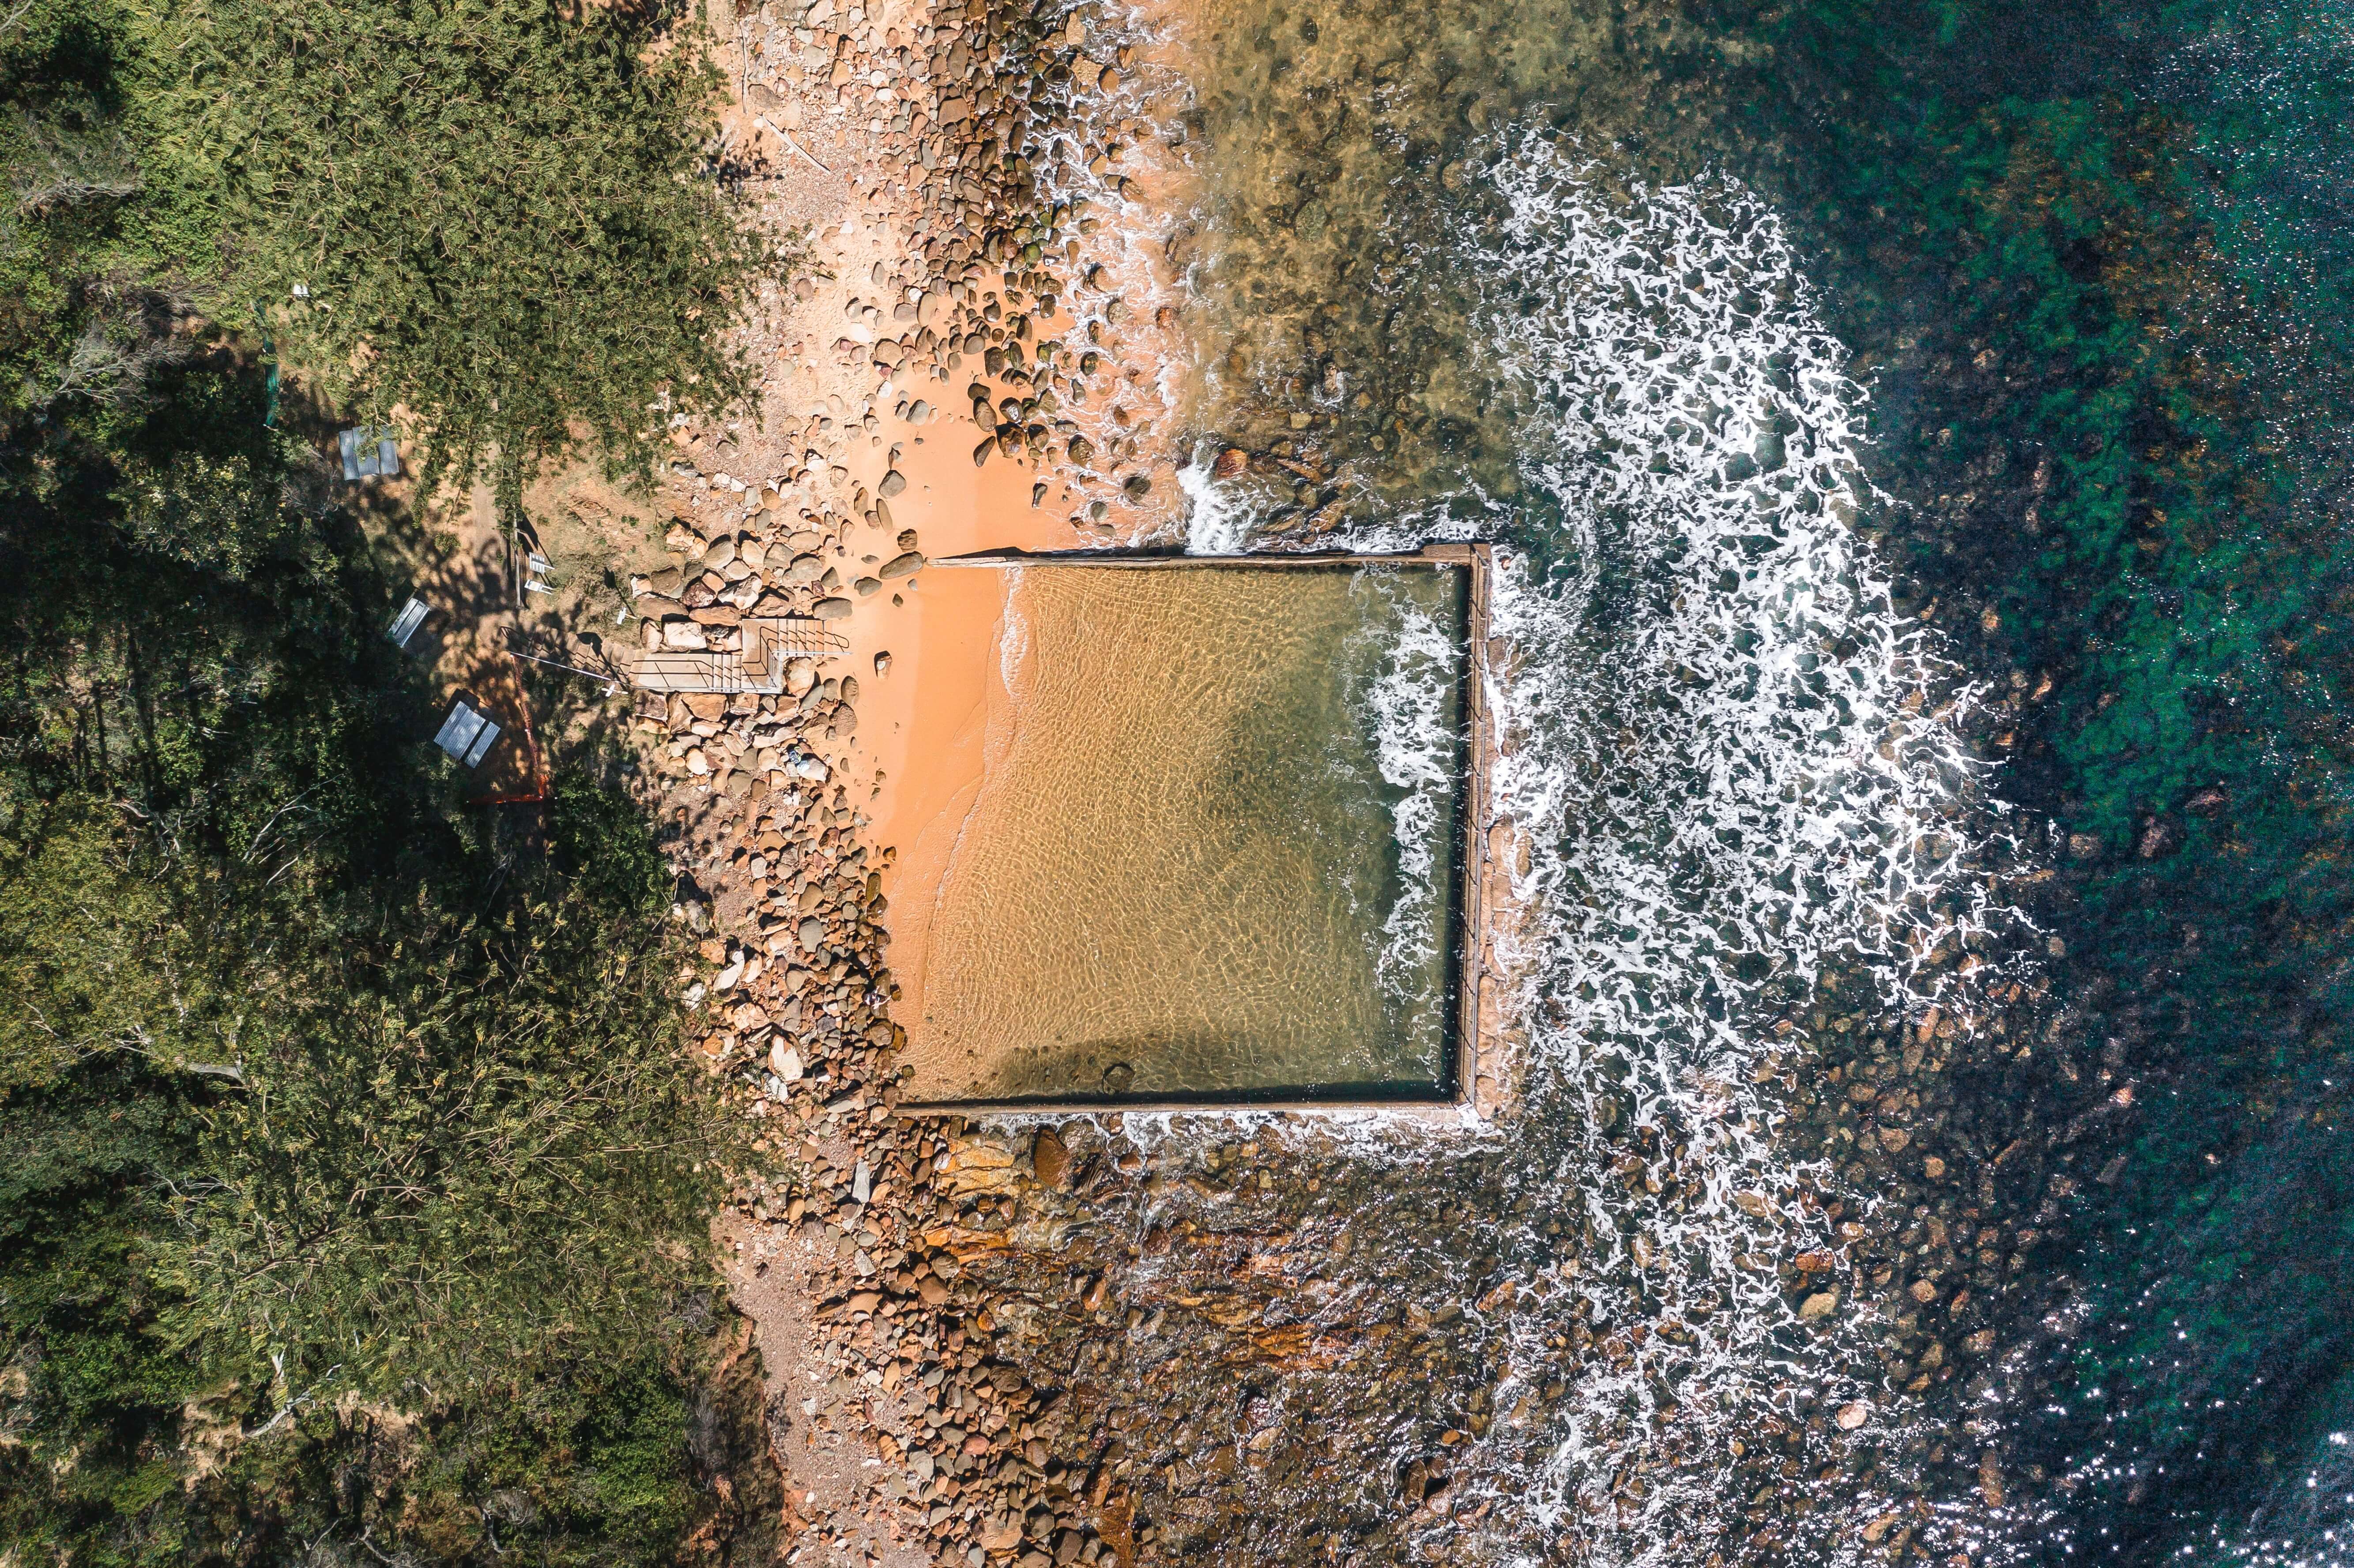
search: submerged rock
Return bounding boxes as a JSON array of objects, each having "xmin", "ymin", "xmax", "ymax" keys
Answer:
[{"xmin": 1032, "ymin": 1126, "xmax": 1069, "ymax": 1188}]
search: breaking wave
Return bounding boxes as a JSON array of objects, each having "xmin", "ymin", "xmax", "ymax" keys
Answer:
[
  {"xmin": 1149, "ymin": 128, "xmax": 2025, "ymax": 1565},
  {"xmin": 1345, "ymin": 568, "xmax": 1465, "ymax": 1008},
  {"xmin": 1450, "ymin": 130, "xmax": 2015, "ymax": 1564}
]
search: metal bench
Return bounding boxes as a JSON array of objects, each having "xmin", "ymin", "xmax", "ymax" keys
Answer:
[
  {"xmin": 433, "ymin": 700, "xmax": 501, "ymax": 768},
  {"xmin": 387, "ymin": 596, "xmax": 431, "ymax": 652},
  {"xmin": 339, "ymin": 426, "xmax": 399, "ymax": 481}
]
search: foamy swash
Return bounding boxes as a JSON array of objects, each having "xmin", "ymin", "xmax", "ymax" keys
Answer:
[
  {"xmin": 1343, "ymin": 569, "xmax": 1465, "ymax": 1014},
  {"xmin": 1161, "ymin": 130, "xmax": 2023, "ymax": 1565}
]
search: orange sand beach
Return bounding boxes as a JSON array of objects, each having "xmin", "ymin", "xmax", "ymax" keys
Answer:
[{"xmin": 845, "ymin": 414, "xmax": 1071, "ymax": 1056}]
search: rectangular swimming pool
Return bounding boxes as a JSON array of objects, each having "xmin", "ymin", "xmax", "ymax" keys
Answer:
[{"xmin": 896, "ymin": 548, "xmax": 1488, "ymax": 1108}]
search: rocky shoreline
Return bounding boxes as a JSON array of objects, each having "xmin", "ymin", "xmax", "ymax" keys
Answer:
[
  {"xmin": 627, "ymin": 1, "xmax": 2155, "ymax": 1563},
  {"xmin": 630, "ymin": 0, "xmax": 1193, "ymax": 1563}
]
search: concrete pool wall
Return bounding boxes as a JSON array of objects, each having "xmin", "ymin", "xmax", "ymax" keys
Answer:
[{"xmin": 888, "ymin": 544, "xmax": 1499, "ymax": 1113}]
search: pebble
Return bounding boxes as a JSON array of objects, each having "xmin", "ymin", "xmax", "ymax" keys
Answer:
[
  {"xmin": 638, "ymin": 0, "xmax": 1172, "ymax": 1557},
  {"xmin": 1032, "ymin": 1126, "xmax": 1069, "ymax": 1188}
]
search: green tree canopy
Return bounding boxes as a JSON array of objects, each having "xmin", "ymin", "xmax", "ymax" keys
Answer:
[
  {"xmin": 4, "ymin": 0, "xmax": 766, "ymax": 492},
  {"xmin": 0, "ymin": 3, "xmax": 783, "ymax": 1557}
]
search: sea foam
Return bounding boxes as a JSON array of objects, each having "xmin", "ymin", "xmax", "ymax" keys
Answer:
[
  {"xmin": 1345, "ymin": 568, "xmax": 1465, "ymax": 1008},
  {"xmin": 1452, "ymin": 131, "xmax": 2010, "ymax": 1566},
  {"xmin": 1149, "ymin": 128, "xmax": 2022, "ymax": 1566}
]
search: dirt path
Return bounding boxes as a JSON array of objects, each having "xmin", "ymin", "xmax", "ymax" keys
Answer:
[{"xmin": 626, "ymin": 1, "xmax": 1207, "ymax": 1563}]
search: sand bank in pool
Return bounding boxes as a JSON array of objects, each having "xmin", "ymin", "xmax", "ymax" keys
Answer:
[{"xmin": 848, "ymin": 411, "xmax": 1067, "ymax": 987}]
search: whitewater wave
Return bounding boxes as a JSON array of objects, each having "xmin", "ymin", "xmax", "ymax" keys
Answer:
[
  {"xmin": 1344, "ymin": 566, "xmax": 1465, "ymax": 1009},
  {"xmin": 1179, "ymin": 451, "xmax": 1252, "ymax": 553},
  {"xmin": 1150, "ymin": 128, "xmax": 2022, "ymax": 1567},
  {"xmin": 1455, "ymin": 130, "xmax": 2016, "ymax": 1564}
]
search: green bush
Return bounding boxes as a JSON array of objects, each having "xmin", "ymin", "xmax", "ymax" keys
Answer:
[
  {"xmin": 0, "ymin": 416, "xmax": 768, "ymax": 1559},
  {"xmin": 0, "ymin": 0, "xmax": 783, "ymax": 1554},
  {"xmin": 3, "ymin": 0, "xmax": 765, "ymax": 491},
  {"xmin": 140, "ymin": 0, "xmax": 765, "ymax": 490}
]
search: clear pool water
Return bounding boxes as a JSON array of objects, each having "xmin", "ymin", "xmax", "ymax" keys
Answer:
[{"xmin": 901, "ymin": 559, "xmax": 1471, "ymax": 1105}]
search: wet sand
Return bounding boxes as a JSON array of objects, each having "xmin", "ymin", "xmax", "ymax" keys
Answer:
[{"xmin": 844, "ymin": 413, "xmax": 1071, "ymax": 1051}]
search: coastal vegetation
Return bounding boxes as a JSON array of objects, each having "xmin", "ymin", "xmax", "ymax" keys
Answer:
[
  {"xmin": 5, "ymin": 0, "xmax": 2346, "ymax": 1556},
  {"xmin": 0, "ymin": 0, "xmax": 777, "ymax": 1560},
  {"xmin": 5, "ymin": 0, "xmax": 760, "ymax": 497}
]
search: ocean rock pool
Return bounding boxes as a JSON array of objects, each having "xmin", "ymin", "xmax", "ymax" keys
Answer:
[{"xmin": 893, "ymin": 549, "xmax": 1484, "ymax": 1107}]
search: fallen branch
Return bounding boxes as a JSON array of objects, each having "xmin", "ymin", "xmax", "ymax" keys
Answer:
[
  {"xmin": 756, "ymin": 115, "xmax": 832, "ymax": 174},
  {"xmin": 242, "ymin": 1356, "xmax": 340, "ymax": 1440}
]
